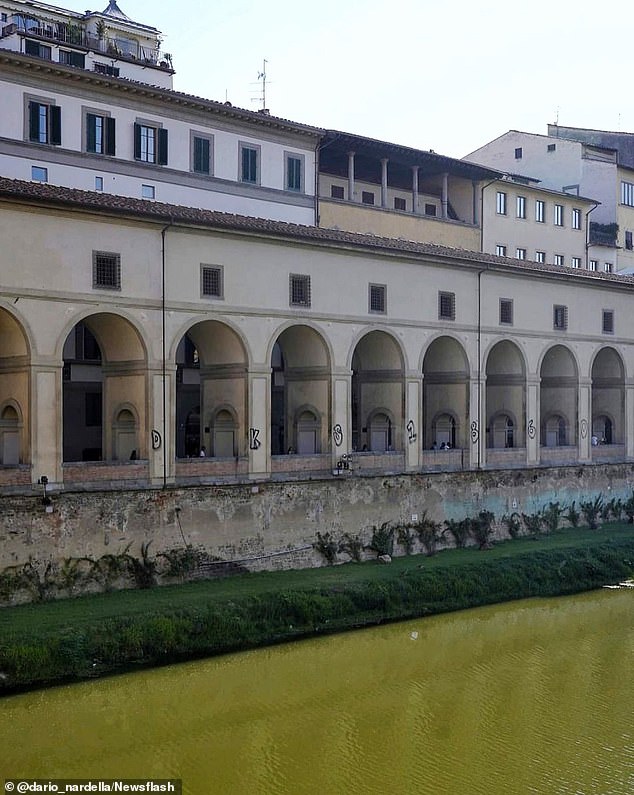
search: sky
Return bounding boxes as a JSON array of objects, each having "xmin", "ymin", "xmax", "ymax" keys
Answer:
[{"xmin": 91, "ymin": 0, "xmax": 630, "ymax": 158}]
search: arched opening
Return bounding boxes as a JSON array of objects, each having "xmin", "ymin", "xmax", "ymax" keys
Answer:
[
  {"xmin": 540, "ymin": 345, "xmax": 578, "ymax": 458},
  {"xmin": 175, "ymin": 321, "xmax": 247, "ymax": 459},
  {"xmin": 591, "ymin": 347, "xmax": 624, "ymax": 447},
  {"xmin": 271, "ymin": 326, "xmax": 330, "ymax": 456},
  {"xmin": 0, "ymin": 310, "xmax": 30, "ymax": 467},
  {"xmin": 112, "ymin": 407, "xmax": 138, "ymax": 461},
  {"xmin": 352, "ymin": 331, "xmax": 404, "ymax": 452},
  {"xmin": 489, "ymin": 412, "xmax": 515, "ymax": 449},
  {"xmin": 422, "ymin": 337, "xmax": 468, "ymax": 451},
  {"xmin": 486, "ymin": 341, "xmax": 525, "ymax": 450},
  {"xmin": 592, "ymin": 415, "xmax": 613, "ymax": 445},
  {"xmin": 0, "ymin": 404, "xmax": 21, "ymax": 465},
  {"xmin": 543, "ymin": 413, "xmax": 568, "ymax": 447}
]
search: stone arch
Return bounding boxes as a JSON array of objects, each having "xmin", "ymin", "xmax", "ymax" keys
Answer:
[
  {"xmin": 422, "ymin": 336, "xmax": 469, "ymax": 450},
  {"xmin": 62, "ymin": 313, "xmax": 147, "ymax": 463},
  {"xmin": 352, "ymin": 330, "xmax": 405, "ymax": 452},
  {"xmin": 111, "ymin": 403, "xmax": 139, "ymax": 461},
  {"xmin": 540, "ymin": 345, "xmax": 578, "ymax": 454},
  {"xmin": 591, "ymin": 346, "xmax": 624, "ymax": 446},
  {"xmin": 0, "ymin": 308, "xmax": 31, "ymax": 465},
  {"xmin": 430, "ymin": 409, "xmax": 459, "ymax": 449},
  {"xmin": 366, "ymin": 408, "xmax": 396, "ymax": 452},
  {"xmin": 210, "ymin": 404, "xmax": 239, "ymax": 458},
  {"xmin": 485, "ymin": 340, "xmax": 526, "ymax": 449},
  {"xmin": 293, "ymin": 404, "xmax": 322, "ymax": 455},
  {"xmin": 0, "ymin": 401, "xmax": 23, "ymax": 465},
  {"xmin": 175, "ymin": 320, "xmax": 248, "ymax": 458},
  {"xmin": 542, "ymin": 412, "xmax": 569, "ymax": 447},
  {"xmin": 271, "ymin": 325, "xmax": 330, "ymax": 455}
]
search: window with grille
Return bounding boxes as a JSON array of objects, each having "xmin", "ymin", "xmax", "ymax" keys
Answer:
[
  {"xmin": 602, "ymin": 309, "xmax": 614, "ymax": 334},
  {"xmin": 394, "ymin": 197, "xmax": 406, "ymax": 211},
  {"xmin": 369, "ymin": 283, "xmax": 386, "ymax": 314},
  {"xmin": 553, "ymin": 304, "xmax": 568, "ymax": 330},
  {"xmin": 92, "ymin": 251, "xmax": 121, "ymax": 290},
  {"xmin": 438, "ymin": 291, "xmax": 455, "ymax": 321},
  {"xmin": 362, "ymin": 191, "xmax": 374, "ymax": 205},
  {"xmin": 425, "ymin": 203, "xmax": 437, "ymax": 216},
  {"xmin": 290, "ymin": 274, "xmax": 311, "ymax": 307},
  {"xmin": 331, "ymin": 184, "xmax": 344, "ymax": 199},
  {"xmin": 514, "ymin": 147, "xmax": 522, "ymax": 159},
  {"xmin": 499, "ymin": 298, "xmax": 513, "ymax": 325},
  {"xmin": 201, "ymin": 265, "xmax": 223, "ymax": 299}
]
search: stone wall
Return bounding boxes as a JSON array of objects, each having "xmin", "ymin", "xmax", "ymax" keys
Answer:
[{"xmin": 1, "ymin": 463, "xmax": 633, "ymax": 577}]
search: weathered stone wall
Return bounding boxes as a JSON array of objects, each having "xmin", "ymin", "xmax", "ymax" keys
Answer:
[{"xmin": 1, "ymin": 463, "xmax": 633, "ymax": 575}]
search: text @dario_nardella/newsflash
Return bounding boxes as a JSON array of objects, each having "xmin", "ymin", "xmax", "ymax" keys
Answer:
[{"xmin": 4, "ymin": 781, "xmax": 182, "ymax": 794}]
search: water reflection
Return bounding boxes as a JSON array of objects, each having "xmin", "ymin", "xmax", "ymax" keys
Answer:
[{"xmin": 1, "ymin": 590, "xmax": 633, "ymax": 794}]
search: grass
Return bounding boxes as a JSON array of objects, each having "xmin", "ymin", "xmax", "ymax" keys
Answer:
[{"xmin": 1, "ymin": 523, "xmax": 633, "ymax": 692}]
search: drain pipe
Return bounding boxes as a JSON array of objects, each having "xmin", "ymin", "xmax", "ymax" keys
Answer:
[
  {"xmin": 476, "ymin": 267, "xmax": 488, "ymax": 471},
  {"xmin": 160, "ymin": 219, "xmax": 174, "ymax": 489}
]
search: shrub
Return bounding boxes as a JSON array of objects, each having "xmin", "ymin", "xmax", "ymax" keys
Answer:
[
  {"xmin": 580, "ymin": 495, "xmax": 604, "ymax": 530},
  {"xmin": 396, "ymin": 526, "xmax": 416, "ymax": 555},
  {"xmin": 502, "ymin": 512, "xmax": 522, "ymax": 539},
  {"xmin": 314, "ymin": 532, "xmax": 338, "ymax": 565},
  {"xmin": 338, "ymin": 533, "xmax": 364, "ymax": 562},
  {"xmin": 413, "ymin": 513, "xmax": 443, "ymax": 556},
  {"xmin": 565, "ymin": 501, "xmax": 580, "ymax": 528},
  {"xmin": 521, "ymin": 511, "xmax": 543, "ymax": 537},
  {"xmin": 367, "ymin": 522, "xmax": 395, "ymax": 558},
  {"xmin": 444, "ymin": 518, "xmax": 471, "ymax": 548},
  {"xmin": 542, "ymin": 502, "xmax": 563, "ymax": 534},
  {"xmin": 471, "ymin": 511, "xmax": 495, "ymax": 550}
]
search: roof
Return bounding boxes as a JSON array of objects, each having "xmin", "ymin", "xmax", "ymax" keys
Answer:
[{"xmin": 0, "ymin": 176, "xmax": 630, "ymax": 288}]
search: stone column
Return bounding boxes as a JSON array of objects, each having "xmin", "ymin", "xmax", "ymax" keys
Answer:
[
  {"xmin": 405, "ymin": 373, "xmax": 422, "ymax": 471},
  {"xmin": 468, "ymin": 373, "xmax": 485, "ymax": 469},
  {"xmin": 526, "ymin": 374, "xmax": 540, "ymax": 466},
  {"xmin": 411, "ymin": 165, "xmax": 419, "ymax": 215},
  {"xmin": 626, "ymin": 379, "xmax": 634, "ymax": 459},
  {"xmin": 149, "ymin": 362, "xmax": 176, "ymax": 486},
  {"xmin": 332, "ymin": 368, "xmax": 352, "ymax": 470},
  {"xmin": 31, "ymin": 362, "xmax": 62, "ymax": 485},
  {"xmin": 381, "ymin": 158, "xmax": 389, "ymax": 209},
  {"xmin": 348, "ymin": 151, "xmax": 356, "ymax": 203},
  {"xmin": 578, "ymin": 376, "xmax": 591, "ymax": 462},
  {"xmin": 441, "ymin": 172, "xmax": 449, "ymax": 219},
  {"xmin": 248, "ymin": 365, "xmax": 271, "ymax": 478}
]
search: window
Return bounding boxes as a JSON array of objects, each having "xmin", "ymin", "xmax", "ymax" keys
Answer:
[
  {"xmin": 92, "ymin": 251, "xmax": 121, "ymax": 290},
  {"xmin": 240, "ymin": 143, "xmax": 259, "ymax": 183},
  {"xmin": 24, "ymin": 39, "xmax": 52, "ymax": 60},
  {"xmin": 93, "ymin": 62, "xmax": 120, "ymax": 77},
  {"xmin": 27, "ymin": 100, "xmax": 61, "ymax": 145},
  {"xmin": 499, "ymin": 298, "xmax": 513, "ymax": 325},
  {"xmin": 496, "ymin": 245, "xmax": 507, "ymax": 257},
  {"xmin": 331, "ymin": 184, "xmax": 344, "ymax": 199},
  {"xmin": 362, "ymin": 191, "xmax": 375, "ymax": 205},
  {"xmin": 192, "ymin": 134, "xmax": 212, "ymax": 175},
  {"xmin": 572, "ymin": 208, "xmax": 581, "ymax": 230},
  {"xmin": 554, "ymin": 254, "xmax": 564, "ymax": 267},
  {"xmin": 514, "ymin": 147, "xmax": 522, "ymax": 159},
  {"xmin": 571, "ymin": 257, "xmax": 581, "ymax": 269},
  {"xmin": 626, "ymin": 231, "xmax": 633, "ymax": 250},
  {"xmin": 285, "ymin": 153, "xmax": 303, "ymax": 192},
  {"xmin": 141, "ymin": 184, "xmax": 155, "ymax": 199},
  {"xmin": 95, "ymin": 176, "xmax": 103, "ymax": 191},
  {"xmin": 553, "ymin": 305, "xmax": 568, "ymax": 330},
  {"xmin": 134, "ymin": 122, "xmax": 168, "ymax": 165},
  {"xmin": 602, "ymin": 309, "xmax": 614, "ymax": 334},
  {"xmin": 554, "ymin": 204, "xmax": 563, "ymax": 226},
  {"xmin": 589, "ymin": 259, "xmax": 598, "ymax": 271},
  {"xmin": 59, "ymin": 49, "xmax": 85, "ymax": 68},
  {"xmin": 290, "ymin": 274, "xmax": 311, "ymax": 307},
  {"xmin": 496, "ymin": 191, "xmax": 507, "ymax": 215},
  {"xmin": 547, "ymin": 143, "xmax": 556, "ymax": 152},
  {"xmin": 516, "ymin": 247, "xmax": 526, "ymax": 260},
  {"xmin": 516, "ymin": 195, "xmax": 526, "ymax": 219},
  {"xmin": 535, "ymin": 200, "xmax": 545, "ymax": 223},
  {"xmin": 1, "ymin": 13, "xmax": 7, "ymax": 22},
  {"xmin": 535, "ymin": 250, "xmax": 546, "ymax": 263},
  {"xmin": 201, "ymin": 265, "xmax": 223, "ymax": 299},
  {"xmin": 621, "ymin": 181, "xmax": 634, "ymax": 207},
  {"xmin": 86, "ymin": 112, "xmax": 115, "ymax": 156},
  {"xmin": 438, "ymin": 291, "xmax": 455, "ymax": 321},
  {"xmin": 369, "ymin": 283, "xmax": 386, "ymax": 314},
  {"xmin": 394, "ymin": 197, "xmax": 406, "ymax": 211},
  {"xmin": 604, "ymin": 262, "xmax": 613, "ymax": 273},
  {"xmin": 424, "ymin": 203, "xmax": 437, "ymax": 216},
  {"xmin": 31, "ymin": 166, "xmax": 48, "ymax": 182}
]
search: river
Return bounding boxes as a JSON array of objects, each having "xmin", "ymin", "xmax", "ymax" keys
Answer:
[{"xmin": 1, "ymin": 589, "xmax": 632, "ymax": 794}]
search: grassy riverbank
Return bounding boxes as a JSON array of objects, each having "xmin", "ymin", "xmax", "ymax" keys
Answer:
[{"xmin": 1, "ymin": 525, "xmax": 633, "ymax": 693}]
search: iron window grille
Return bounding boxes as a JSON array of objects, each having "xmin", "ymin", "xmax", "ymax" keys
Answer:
[
  {"xmin": 438, "ymin": 291, "xmax": 456, "ymax": 321},
  {"xmin": 290, "ymin": 274, "xmax": 311, "ymax": 307},
  {"xmin": 369, "ymin": 284, "xmax": 386, "ymax": 314},
  {"xmin": 499, "ymin": 299, "xmax": 513, "ymax": 325},
  {"xmin": 553, "ymin": 304, "xmax": 568, "ymax": 330},
  {"xmin": 201, "ymin": 265, "xmax": 223, "ymax": 299},
  {"xmin": 93, "ymin": 251, "xmax": 121, "ymax": 290},
  {"xmin": 602, "ymin": 310, "xmax": 614, "ymax": 334}
]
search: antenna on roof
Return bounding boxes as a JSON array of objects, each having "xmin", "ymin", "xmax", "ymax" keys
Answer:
[{"xmin": 251, "ymin": 59, "xmax": 270, "ymax": 113}]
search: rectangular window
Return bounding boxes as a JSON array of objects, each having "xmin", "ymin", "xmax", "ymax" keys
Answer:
[
  {"xmin": 554, "ymin": 254, "xmax": 564, "ymax": 267},
  {"xmin": 289, "ymin": 274, "xmax": 311, "ymax": 307},
  {"xmin": 331, "ymin": 184, "xmax": 344, "ymax": 199},
  {"xmin": 59, "ymin": 49, "xmax": 85, "ymax": 68},
  {"xmin": 362, "ymin": 191, "xmax": 375, "ymax": 205},
  {"xmin": 369, "ymin": 283, "xmax": 386, "ymax": 314},
  {"xmin": 535, "ymin": 250, "xmax": 546, "ymax": 263},
  {"xmin": 514, "ymin": 147, "xmax": 522, "ymax": 159},
  {"xmin": 394, "ymin": 197, "xmax": 406, "ymax": 211},
  {"xmin": 496, "ymin": 191, "xmax": 507, "ymax": 215},
  {"xmin": 201, "ymin": 265, "xmax": 223, "ymax": 299},
  {"xmin": 499, "ymin": 298, "xmax": 513, "ymax": 325},
  {"xmin": 95, "ymin": 176, "xmax": 103, "ymax": 191},
  {"xmin": 141, "ymin": 184, "xmax": 155, "ymax": 200},
  {"xmin": 93, "ymin": 62, "xmax": 120, "ymax": 77},
  {"xmin": 28, "ymin": 100, "xmax": 61, "ymax": 145},
  {"xmin": 516, "ymin": 196, "xmax": 526, "ymax": 219},
  {"xmin": 604, "ymin": 262, "xmax": 613, "ymax": 273},
  {"xmin": 554, "ymin": 204, "xmax": 564, "ymax": 226},
  {"xmin": 621, "ymin": 181, "xmax": 634, "ymax": 207},
  {"xmin": 31, "ymin": 165, "xmax": 48, "ymax": 182},
  {"xmin": 626, "ymin": 231, "xmax": 633, "ymax": 250},
  {"xmin": 285, "ymin": 154, "xmax": 303, "ymax": 192},
  {"xmin": 92, "ymin": 251, "xmax": 121, "ymax": 290},
  {"xmin": 86, "ymin": 113, "xmax": 115, "ymax": 156},
  {"xmin": 496, "ymin": 244, "xmax": 507, "ymax": 257},
  {"xmin": 571, "ymin": 256, "xmax": 581, "ymax": 269},
  {"xmin": 240, "ymin": 143, "xmax": 259, "ymax": 183},
  {"xmin": 134, "ymin": 122, "xmax": 168, "ymax": 165},
  {"xmin": 553, "ymin": 304, "xmax": 568, "ymax": 330},
  {"xmin": 547, "ymin": 143, "xmax": 556, "ymax": 152},
  {"xmin": 424, "ymin": 203, "xmax": 437, "ymax": 216},
  {"xmin": 25, "ymin": 39, "xmax": 52, "ymax": 59},
  {"xmin": 516, "ymin": 247, "xmax": 526, "ymax": 260},
  {"xmin": 192, "ymin": 135, "xmax": 212, "ymax": 175},
  {"xmin": 602, "ymin": 309, "xmax": 614, "ymax": 334},
  {"xmin": 535, "ymin": 200, "xmax": 545, "ymax": 223},
  {"xmin": 572, "ymin": 208, "xmax": 581, "ymax": 230},
  {"xmin": 438, "ymin": 291, "xmax": 456, "ymax": 321},
  {"xmin": 589, "ymin": 259, "xmax": 598, "ymax": 271}
]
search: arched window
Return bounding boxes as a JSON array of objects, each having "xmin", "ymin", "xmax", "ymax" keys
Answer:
[
  {"xmin": 369, "ymin": 411, "xmax": 392, "ymax": 452},
  {"xmin": 433, "ymin": 413, "xmax": 457, "ymax": 449},
  {"xmin": 592, "ymin": 415, "xmax": 613, "ymax": 445},
  {"xmin": 113, "ymin": 407, "xmax": 138, "ymax": 461},
  {"xmin": 295, "ymin": 408, "xmax": 320, "ymax": 454},
  {"xmin": 544, "ymin": 414, "xmax": 567, "ymax": 447},
  {"xmin": 489, "ymin": 413, "xmax": 514, "ymax": 449},
  {"xmin": 0, "ymin": 404, "xmax": 20, "ymax": 465},
  {"xmin": 212, "ymin": 408, "xmax": 237, "ymax": 457}
]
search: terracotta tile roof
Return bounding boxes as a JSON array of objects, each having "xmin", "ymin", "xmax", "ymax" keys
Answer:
[{"xmin": 0, "ymin": 176, "xmax": 632, "ymax": 287}]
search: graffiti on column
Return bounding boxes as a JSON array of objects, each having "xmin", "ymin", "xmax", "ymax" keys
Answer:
[
  {"xmin": 470, "ymin": 421, "xmax": 479, "ymax": 444},
  {"xmin": 151, "ymin": 429, "xmax": 162, "ymax": 450},
  {"xmin": 332, "ymin": 424, "xmax": 344, "ymax": 447},
  {"xmin": 527, "ymin": 419, "xmax": 536, "ymax": 439},
  {"xmin": 406, "ymin": 419, "xmax": 417, "ymax": 444},
  {"xmin": 249, "ymin": 428, "xmax": 262, "ymax": 450},
  {"xmin": 580, "ymin": 419, "xmax": 588, "ymax": 439}
]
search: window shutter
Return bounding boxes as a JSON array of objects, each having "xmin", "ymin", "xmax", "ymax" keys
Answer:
[
  {"xmin": 50, "ymin": 105, "xmax": 61, "ymax": 145},
  {"xmin": 105, "ymin": 116, "xmax": 116, "ymax": 156},
  {"xmin": 28, "ymin": 101, "xmax": 40, "ymax": 142},
  {"xmin": 133, "ymin": 123, "xmax": 141, "ymax": 160},
  {"xmin": 86, "ymin": 113, "xmax": 96, "ymax": 152},
  {"xmin": 194, "ymin": 137, "xmax": 209, "ymax": 173},
  {"xmin": 157, "ymin": 128, "xmax": 168, "ymax": 165}
]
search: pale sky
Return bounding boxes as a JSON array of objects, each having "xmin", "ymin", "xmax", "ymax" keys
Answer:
[{"xmin": 97, "ymin": 0, "xmax": 630, "ymax": 158}]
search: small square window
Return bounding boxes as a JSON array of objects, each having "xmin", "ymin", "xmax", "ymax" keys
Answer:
[
  {"xmin": 571, "ymin": 257, "xmax": 581, "ymax": 269},
  {"xmin": 362, "ymin": 191, "xmax": 374, "ymax": 205},
  {"xmin": 142, "ymin": 184, "xmax": 155, "ymax": 200},
  {"xmin": 516, "ymin": 247, "xmax": 526, "ymax": 260},
  {"xmin": 496, "ymin": 244, "xmax": 507, "ymax": 257},
  {"xmin": 604, "ymin": 262, "xmax": 613, "ymax": 273},
  {"xmin": 602, "ymin": 309, "xmax": 614, "ymax": 334},
  {"xmin": 290, "ymin": 274, "xmax": 311, "ymax": 307},
  {"xmin": 95, "ymin": 176, "xmax": 103, "ymax": 191},
  {"xmin": 499, "ymin": 298, "xmax": 513, "ymax": 325},
  {"xmin": 553, "ymin": 304, "xmax": 568, "ymax": 330},
  {"xmin": 201, "ymin": 265, "xmax": 223, "ymax": 299},
  {"xmin": 514, "ymin": 147, "xmax": 522, "ymax": 159},
  {"xmin": 394, "ymin": 197, "xmax": 406, "ymax": 211},
  {"xmin": 535, "ymin": 250, "xmax": 546, "ymax": 263},
  {"xmin": 424, "ymin": 203, "xmax": 437, "ymax": 216},
  {"xmin": 369, "ymin": 283, "xmax": 386, "ymax": 314},
  {"xmin": 554, "ymin": 254, "xmax": 564, "ymax": 267},
  {"xmin": 438, "ymin": 291, "xmax": 455, "ymax": 321},
  {"xmin": 31, "ymin": 165, "xmax": 48, "ymax": 182},
  {"xmin": 331, "ymin": 185, "xmax": 344, "ymax": 199},
  {"xmin": 93, "ymin": 251, "xmax": 121, "ymax": 290},
  {"xmin": 547, "ymin": 143, "xmax": 556, "ymax": 152},
  {"xmin": 589, "ymin": 259, "xmax": 598, "ymax": 271}
]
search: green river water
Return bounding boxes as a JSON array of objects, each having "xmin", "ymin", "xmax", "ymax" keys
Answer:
[{"xmin": 1, "ymin": 589, "xmax": 633, "ymax": 794}]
